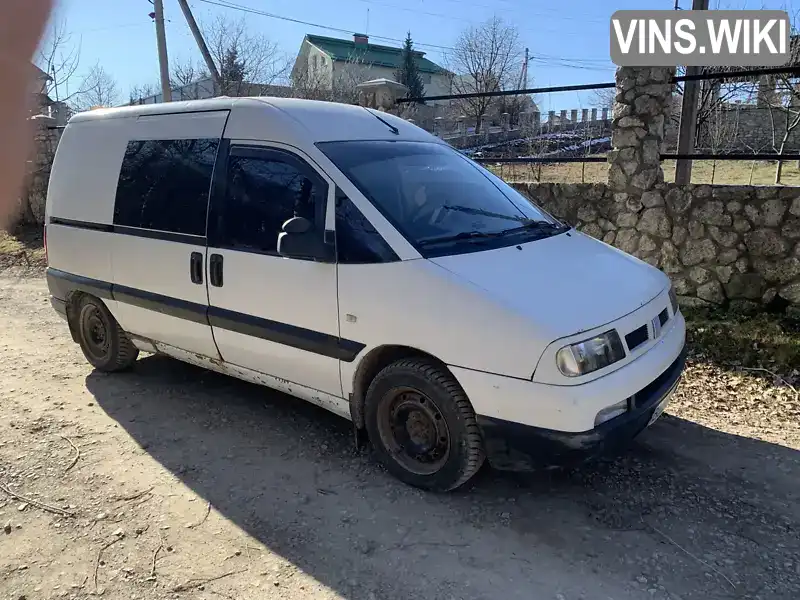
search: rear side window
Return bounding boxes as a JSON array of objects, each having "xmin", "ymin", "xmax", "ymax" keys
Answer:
[
  {"xmin": 219, "ymin": 152, "xmax": 325, "ymax": 254},
  {"xmin": 113, "ymin": 138, "xmax": 219, "ymax": 236}
]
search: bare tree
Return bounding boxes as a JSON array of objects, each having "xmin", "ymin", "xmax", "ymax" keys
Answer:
[
  {"xmin": 592, "ymin": 87, "xmax": 615, "ymax": 111},
  {"xmin": 765, "ymin": 75, "xmax": 800, "ymax": 183},
  {"xmin": 70, "ymin": 65, "xmax": 119, "ymax": 112},
  {"xmin": 702, "ymin": 103, "xmax": 740, "ymax": 183},
  {"xmin": 36, "ymin": 19, "xmax": 81, "ymax": 108},
  {"xmin": 201, "ymin": 15, "xmax": 291, "ymax": 96},
  {"xmin": 128, "ymin": 83, "xmax": 158, "ymax": 105},
  {"xmin": 291, "ymin": 56, "xmax": 369, "ymax": 104},
  {"xmin": 447, "ymin": 17, "xmax": 523, "ymax": 134},
  {"xmin": 167, "ymin": 58, "xmax": 213, "ymax": 100}
]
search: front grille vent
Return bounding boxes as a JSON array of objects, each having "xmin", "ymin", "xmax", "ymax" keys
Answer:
[{"xmin": 625, "ymin": 325, "xmax": 648, "ymax": 352}]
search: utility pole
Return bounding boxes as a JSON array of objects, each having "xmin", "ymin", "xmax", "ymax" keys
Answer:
[
  {"xmin": 674, "ymin": 0, "xmax": 709, "ymax": 184},
  {"xmin": 523, "ymin": 47, "xmax": 529, "ymax": 89},
  {"xmin": 153, "ymin": 0, "xmax": 172, "ymax": 102},
  {"xmin": 176, "ymin": 0, "xmax": 221, "ymax": 88}
]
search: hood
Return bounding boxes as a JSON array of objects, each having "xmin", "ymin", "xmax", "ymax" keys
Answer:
[{"xmin": 430, "ymin": 231, "xmax": 669, "ymax": 340}]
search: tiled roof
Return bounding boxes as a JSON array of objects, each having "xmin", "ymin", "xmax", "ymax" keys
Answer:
[{"xmin": 305, "ymin": 34, "xmax": 445, "ymax": 74}]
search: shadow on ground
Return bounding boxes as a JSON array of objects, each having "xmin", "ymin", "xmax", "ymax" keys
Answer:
[{"xmin": 87, "ymin": 355, "xmax": 800, "ymax": 600}]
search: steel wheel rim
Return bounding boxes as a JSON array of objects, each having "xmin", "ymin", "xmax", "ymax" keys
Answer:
[
  {"xmin": 377, "ymin": 387, "xmax": 451, "ymax": 475},
  {"xmin": 80, "ymin": 304, "xmax": 110, "ymax": 361}
]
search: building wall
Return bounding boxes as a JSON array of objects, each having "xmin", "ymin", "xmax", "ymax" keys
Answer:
[{"xmin": 332, "ymin": 61, "xmax": 451, "ymax": 103}]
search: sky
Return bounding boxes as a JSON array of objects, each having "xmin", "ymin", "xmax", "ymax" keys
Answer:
[{"xmin": 47, "ymin": 0, "xmax": 795, "ymax": 111}]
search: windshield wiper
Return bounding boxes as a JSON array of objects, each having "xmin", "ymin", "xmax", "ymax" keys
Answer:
[
  {"xmin": 442, "ymin": 205, "xmax": 528, "ymax": 223},
  {"xmin": 417, "ymin": 230, "xmax": 504, "ymax": 247},
  {"xmin": 418, "ymin": 222, "xmax": 568, "ymax": 248},
  {"xmin": 499, "ymin": 220, "xmax": 569, "ymax": 236}
]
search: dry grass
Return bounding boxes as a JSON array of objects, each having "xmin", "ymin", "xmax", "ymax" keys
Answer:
[
  {"xmin": 489, "ymin": 159, "xmax": 800, "ymax": 186},
  {"xmin": 0, "ymin": 226, "xmax": 46, "ymax": 271}
]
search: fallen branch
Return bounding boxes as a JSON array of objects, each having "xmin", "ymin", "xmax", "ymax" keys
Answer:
[
  {"xmin": 151, "ymin": 538, "xmax": 164, "ymax": 578},
  {"xmin": 94, "ymin": 535, "xmax": 125, "ymax": 592},
  {"xmin": 59, "ymin": 435, "xmax": 81, "ymax": 473},
  {"xmin": 738, "ymin": 367, "xmax": 799, "ymax": 400},
  {"xmin": 113, "ymin": 487, "xmax": 153, "ymax": 502},
  {"xmin": 0, "ymin": 481, "xmax": 75, "ymax": 517},
  {"xmin": 642, "ymin": 516, "xmax": 736, "ymax": 590},
  {"xmin": 172, "ymin": 569, "xmax": 247, "ymax": 592},
  {"xmin": 187, "ymin": 501, "xmax": 211, "ymax": 529}
]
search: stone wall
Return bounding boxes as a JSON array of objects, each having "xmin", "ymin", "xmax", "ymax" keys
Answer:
[
  {"xmin": 511, "ymin": 181, "xmax": 800, "ymax": 310},
  {"xmin": 663, "ymin": 105, "xmax": 800, "ymax": 154},
  {"xmin": 13, "ymin": 117, "xmax": 61, "ymax": 228}
]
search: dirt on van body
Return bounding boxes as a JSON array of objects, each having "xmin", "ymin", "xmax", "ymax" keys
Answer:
[{"xmin": 0, "ymin": 272, "xmax": 799, "ymax": 600}]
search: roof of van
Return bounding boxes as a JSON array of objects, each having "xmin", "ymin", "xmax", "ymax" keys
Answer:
[{"xmin": 67, "ymin": 96, "xmax": 439, "ymax": 144}]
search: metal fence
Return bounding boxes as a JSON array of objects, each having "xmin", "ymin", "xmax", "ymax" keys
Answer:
[{"xmin": 398, "ymin": 66, "xmax": 800, "ymax": 184}]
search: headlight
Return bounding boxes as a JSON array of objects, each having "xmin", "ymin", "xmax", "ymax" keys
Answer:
[
  {"xmin": 555, "ymin": 330, "xmax": 625, "ymax": 377},
  {"xmin": 668, "ymin": 284, "xmax": 679, "ymax": 315}
]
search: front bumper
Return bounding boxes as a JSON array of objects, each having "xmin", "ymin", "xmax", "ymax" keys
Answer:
[{"xmin": 477, "ymin": 346, "xmax": 686, "ymax": 471}]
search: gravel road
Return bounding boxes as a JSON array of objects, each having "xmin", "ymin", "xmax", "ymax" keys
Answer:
[{"xmin": 0, "ymin": 274, "xmax": 798, "ymax": 600}]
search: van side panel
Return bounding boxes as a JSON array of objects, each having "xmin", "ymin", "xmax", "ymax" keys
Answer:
[
  {"xmin": 46, "ymin": 119, "xmax": 130, "ymax": 224},
  {"xmin": 45, "ymin": 119, "xmax": 133, "ymax": 317}
]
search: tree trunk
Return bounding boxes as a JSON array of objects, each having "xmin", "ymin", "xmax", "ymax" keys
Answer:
[{"xmin": 775, "ymin": 137, "xmax": 789, "ymax": 185}]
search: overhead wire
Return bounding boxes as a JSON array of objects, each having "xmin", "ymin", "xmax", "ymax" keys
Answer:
[{"xmin": 193, "ymin": 0, "xmax": 613, "ymax": 72}]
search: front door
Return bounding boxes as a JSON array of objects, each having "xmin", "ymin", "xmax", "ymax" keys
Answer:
[{"xmin": 205, "ymin": 142, "xmax": 343, "ymax": 398}]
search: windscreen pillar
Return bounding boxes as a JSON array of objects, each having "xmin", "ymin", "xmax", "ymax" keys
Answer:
[{"xmin": 607, "ymin": 67, "xmax": 675, "ymax": 204}]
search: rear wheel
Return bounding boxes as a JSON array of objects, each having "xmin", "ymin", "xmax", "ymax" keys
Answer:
[
  {"xmin": 74, "ymin": 295, "xmax": 139, "ymax": 372},
  {"xmin": 364, "ymin": 358, "xmax": 485, "ymax": 492}
]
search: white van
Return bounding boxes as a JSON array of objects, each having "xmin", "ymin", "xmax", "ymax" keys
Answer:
[{"xmin": 44, "ymin": 97, "xmax": 686, "ymax": 491}]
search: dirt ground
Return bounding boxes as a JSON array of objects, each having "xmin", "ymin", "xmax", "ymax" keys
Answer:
[{"xmin": 1, "ymin": 272, "xmax": 799, "ymax": 600}]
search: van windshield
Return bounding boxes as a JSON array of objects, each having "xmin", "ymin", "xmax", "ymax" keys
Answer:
[{"xmin": 317, "ymin": 140, "xmax": 567, "ymax": 257}]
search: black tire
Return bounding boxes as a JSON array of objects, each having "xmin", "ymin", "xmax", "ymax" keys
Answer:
[
  {"xmin": 364, "ymin": 358, "xmax": 485, "ymax": 492},
  {"xmin": 73, "ymin": 295, "xmax": 139, "ymax": 372}
]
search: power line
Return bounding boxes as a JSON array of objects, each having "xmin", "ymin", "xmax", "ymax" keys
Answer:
[
  {"xmin": 194, "ymin": 0, "xmax": 456, "ymax": 50},
  {"xmin": 193, "ymin": 0, "xmax": 615, "ymax": 72}
]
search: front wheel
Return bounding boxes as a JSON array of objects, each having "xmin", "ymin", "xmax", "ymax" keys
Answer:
[
  {"xmin": 74, "ymin": 295, "xmax": 139, "ymax": 372},
  {"xmin": 364, "ymin": 358, "xmax": 485, "ymax": 492}
]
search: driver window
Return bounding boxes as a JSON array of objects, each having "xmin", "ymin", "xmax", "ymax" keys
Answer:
[{"xmin": 221, "ymin": 152, "xmax": 325, "ymax": 254}]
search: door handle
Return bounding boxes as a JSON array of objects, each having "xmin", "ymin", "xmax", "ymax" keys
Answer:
[
  {"xmin": 190, "ymin": 252, "xmax": 203, "ymax": 284},
  {"xmin": 210, "ymin": 253, "xmax": 223, "ymax": 287}
]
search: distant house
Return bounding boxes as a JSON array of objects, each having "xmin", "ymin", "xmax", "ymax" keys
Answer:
[
  {"xmin": 30, "ymin": 63, "xmax": 70, "ymax": 126},
  {"xmin": 291, "ymin": 33, "xmax": 452, "ymax": 103}
]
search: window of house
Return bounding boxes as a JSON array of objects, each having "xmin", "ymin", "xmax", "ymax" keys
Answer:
[
  {"xmin": 422, "ymin": 73, "xmax": 432, "ymax": 84},
  {"xmin": 312, "ymin": 55, "xmax": 318, "ymax": 70},
  {"xmin": 113, "ymin": 138, "xmax": 219, "ymax": 236},
  {"xmin": 335, "ymin": 189, "xmax": 397, "ymax": 264},
  {"xmin": 220, "ymin": 150, "xmax": 326, "ymax": 254}
]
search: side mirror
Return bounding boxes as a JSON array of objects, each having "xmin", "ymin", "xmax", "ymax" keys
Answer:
[{"xmin": 277, "ymin": 216, "xmax": 332, "ymax": 261}]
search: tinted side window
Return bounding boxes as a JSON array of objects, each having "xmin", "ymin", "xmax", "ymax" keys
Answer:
[
  {"xmin": 335, "ymin": 191, "xmax": 398, "ymax": 264},
  {"xmin": 114, "ymin": 138, "xmax": 219, "ymax": 236},
  {"xmin": 222, "ymin": 154, "xmax": 324, "ymax": 253}
]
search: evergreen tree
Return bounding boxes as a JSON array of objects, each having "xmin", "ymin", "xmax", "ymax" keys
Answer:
[
  {"xmin": 219, "ymin": 47, "xmax": 246, "ymax": 95},
  {"xmin": 395, "ymin": 32, "xmax": 425, "ymax": 102}
]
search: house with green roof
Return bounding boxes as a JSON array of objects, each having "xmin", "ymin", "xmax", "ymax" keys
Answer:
[{"xmin": 291, "ymin": 33, "xmax": 453, "ymax": 104}]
